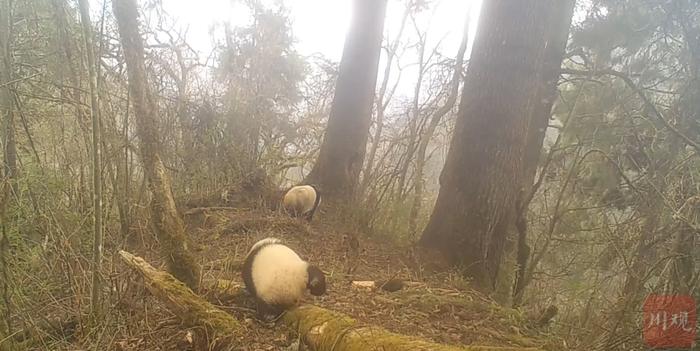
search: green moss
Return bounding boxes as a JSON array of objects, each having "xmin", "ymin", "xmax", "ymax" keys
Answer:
[
  {"xmin": 120, "ymin": 251, "xmax": 242, "ymax": 343},
  {"xmin": 284, "ymin": 305, "xmax": 541, "ymax": 351}
]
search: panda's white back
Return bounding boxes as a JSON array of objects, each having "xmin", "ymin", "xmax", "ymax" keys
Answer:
[
  {"xmin": 283, "ymin": 186, "xmax": 316, "ymax": 215},
  {"xmin": 249, "ymin": 237, "xmax": 280, "ymax": 255},
  {"xmin": 251, "ymin": 244, "xmax": 308, "ymax": 306}
]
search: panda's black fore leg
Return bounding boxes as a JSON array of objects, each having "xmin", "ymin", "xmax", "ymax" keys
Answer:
[{"xmin": 256, "ymin": 299, "xmax": 284, "ymax": 323}]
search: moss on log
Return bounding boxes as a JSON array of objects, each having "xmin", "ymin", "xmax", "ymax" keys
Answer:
[
  {"xmin": 207, "ymin": 281, "xmax": 542, "ymax": 350},
  {"xmin": 284, "ymin": 305, "xmax": 542, "ymax": 351},
  {"xmin": 119, "ymin": 251, "xmax": 540, "ymax": 351},
  {"xmin": 118, "ymin": 250, "xmax": 242, "ymax": 345}
]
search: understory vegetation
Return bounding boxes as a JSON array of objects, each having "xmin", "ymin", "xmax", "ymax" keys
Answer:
[{"xmin": 1, "ymin": 0, "xmax": 699, "ymax": 350}]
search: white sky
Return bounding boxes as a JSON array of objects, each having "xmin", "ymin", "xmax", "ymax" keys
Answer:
[{"xmin": 161, "ymin": 0, "xmax": 480, "ymax": 73}]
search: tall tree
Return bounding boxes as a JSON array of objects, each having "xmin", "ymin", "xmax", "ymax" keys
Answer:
[
  {"xmin": 419, "ymin": 0, "xmax": 563, "ymax": 291},
  {"xmin": 113, "ymin": 0, "xmax": 200, "ymax": 290},
  {"xmin": 77, "ymin": 0, "xmax": 103, "ymax": 315},
  {"xmin": 305, "ymin": 0, "xmax": 387, "ymax": 201}
]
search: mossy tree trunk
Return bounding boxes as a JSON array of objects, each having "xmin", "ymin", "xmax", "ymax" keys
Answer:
[
  {"xmin": 112, "ymin": 0, "xmax": 200, "ymax": 290},
  {"xmin": 305, "ymin": 0, "xmax": 387, "ymax": 203},
  {"xmin": 418, "ymin": 0, "xmax": 560, "ymax": 291}
]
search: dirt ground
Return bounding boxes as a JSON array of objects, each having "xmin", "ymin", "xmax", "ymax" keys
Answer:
[{"xmin": 89, "ymin": 205, "xmax": 565, "ymax": 351}]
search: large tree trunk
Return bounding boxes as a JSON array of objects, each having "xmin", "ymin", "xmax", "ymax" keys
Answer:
[
  {"xmin": 113, "ymin": 0, "xmax": 200, "ymax": 290},
  {"xmin": 512, "ymin": 0, "xmax": 576, "ymax": 306},
  {"xmin": 305, "ymin": 0, "xmax": 387, "ymax": 202},
  {"xmin": 419, "ymin": 0, "xmax": 557, "ymax": 291}
]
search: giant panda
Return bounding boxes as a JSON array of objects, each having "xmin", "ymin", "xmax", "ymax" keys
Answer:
[
  {"xmin": 241, "ymin": 237, "xmax": 326, "ymax": 320},
  {"xmin": 282, "ymin": 185, "xmax": 321, "ymax": 221}
]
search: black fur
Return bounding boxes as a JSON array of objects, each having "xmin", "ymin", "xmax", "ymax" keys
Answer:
[
  {"xmin": 241, "ymin": 239, "xmax": 279, "ymax": 299},
  {"xmin": 305, "ymin": 184, "xmax": 321, "ymax": 221},
  {"xmin": 306, "ymin": 265, "xmax": 326, "ymax": 296},
  {"xmin": 242, "ymin": 239, "xmax": 288, "ymax": 320},
  {"xmin": 242, "ymin": 239, "xmax": 326, "ymax": 320},
  {"xmin": 378, "ymin": 278, "xmax": 405, "ymax": 292},
  {"xmin": 256, "ymin": 298, "xmax": 285, "ymax": 321}
]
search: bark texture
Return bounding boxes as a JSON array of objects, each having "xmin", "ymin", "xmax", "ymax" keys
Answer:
[
  {"xmin": 113, "ymin": 0, "xmax": 200, "ymax": 290},
  {"xmin": 419, "ymin": 0, "xmax": 557, "ymax": 291},
  {"xmin": 306, "ymin": 0, "xmax": 387, "ymax": 201}
]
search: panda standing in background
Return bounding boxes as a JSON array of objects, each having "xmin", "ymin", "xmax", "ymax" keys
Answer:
[
  {"xmin": 282, "ymin": 184, "xmax": 321, "ymax": 221},
  {"xmin": 242, "ymin": 237, "xmax": 326, "ymax": 321}
]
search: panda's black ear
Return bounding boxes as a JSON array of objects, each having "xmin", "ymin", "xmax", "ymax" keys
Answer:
[{"xmin": 307, "ymin": 265, "xmax": 326, "ymax": 296}]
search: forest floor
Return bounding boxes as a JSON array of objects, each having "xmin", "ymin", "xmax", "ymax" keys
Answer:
[
  {"xmin": 14, "ymin": 197, "xmax": 566, "ymax": 350},
  {"xmin": 96, "ymin": 204, "xmax": 567, "ymax": 351}
]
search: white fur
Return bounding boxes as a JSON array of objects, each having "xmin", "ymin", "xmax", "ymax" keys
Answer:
[
  {"xmin": 251, "ymin": 243, "xmax": 309, "ymax": 306},
  {"xmin": 248, "ymin": 237, "xmax": 281, "ymax": 255},
  {"xmin": 283, "ymin": 185, "xmax": 318, "ymax": 216}
]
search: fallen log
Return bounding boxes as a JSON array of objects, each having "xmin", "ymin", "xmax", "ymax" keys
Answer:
[
  {"xmin": 284, "ymin": 305, "xmax": 541, "ymax": 351},
  {"xmin": 118, "ymin": 250, "xmax": 243, "ymax": 347},
  {"xmin": 119, "ymin": 251, "xmax": 541, "ymax": 351}
]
